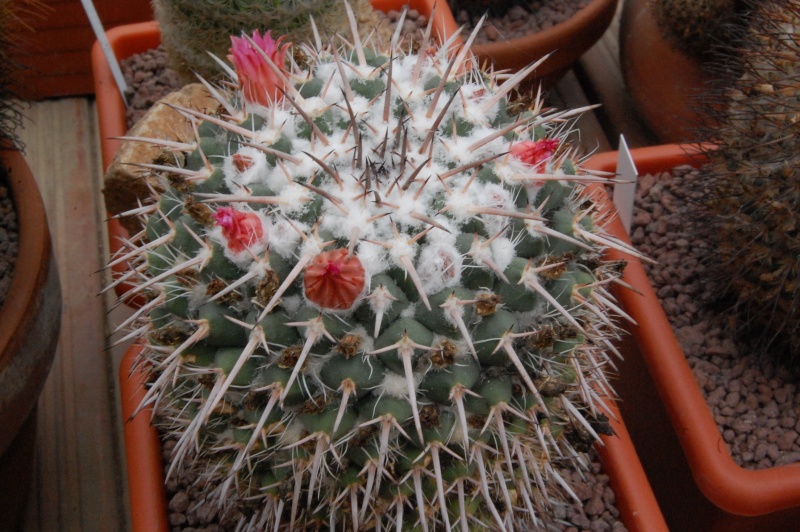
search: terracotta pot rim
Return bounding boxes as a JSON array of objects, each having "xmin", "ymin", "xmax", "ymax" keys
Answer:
[
  {"xmin": 471, "ymin": 0, "xmax": 618, "ymax": 54},
  {"xmin": 0, "ymin": 149, "xmax": 51, "ymax": 367},
  {"xmin": 585, "ymin": 143, "xmax": 800, "ymax": 517}
]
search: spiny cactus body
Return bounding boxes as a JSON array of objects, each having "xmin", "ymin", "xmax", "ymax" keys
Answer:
[
  {"xmin": 113, "ymin": 8, "xmax": 638, "ymax": 529},
  {"xmin": 699, "ymin": 0, "xmax": 800, "ymax": 364}
]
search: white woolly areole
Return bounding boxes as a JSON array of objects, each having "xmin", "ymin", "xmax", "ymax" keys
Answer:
[
  {"xmin": 267, "ymin": 217, "xmax": 306, "ymax": 259},
  {"xmin": 357, "ymin": 240, "xmax": 388, "ymax": 277},
  {"xmin": 276, "ymin": 182, "xmax": 313, "ymax": 215},
  {"xmin": 377, "ymin": 372, "xmax": 421, "ymax": 400},
  {"xmin": 416, "ymin": 242, "xmax": 463, "ymax": 294},
  {"xmin": 386, "ymin": 236, "xmax": 417, "ymax": 269},
  {"xmin": 223, "ymin": 146, "xmax": 268, "ymax": 188},
  {"xmin": 490, "ymin": 237, "xmax": 516, "ymax": 272}
]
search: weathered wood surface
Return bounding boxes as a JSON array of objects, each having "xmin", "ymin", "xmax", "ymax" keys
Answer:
[{"xmin": 17, "ymin": 98, "xmax": 132, "ymax": 532}]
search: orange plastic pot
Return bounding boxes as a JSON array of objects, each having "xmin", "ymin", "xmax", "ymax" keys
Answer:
[
  {"xmin": 470, "ymin": 0, "xmax": 618, "ymax": 87},
  {"xmin": 0, "ymin": 148, "xmax": 62, "ymax": 529},
  {"xmin": 618, "ymin": 0, "xmax": 720, "ymax": 143},
  {"xmin": 584, "ymin": 144, "xmax": 800, "ymax": 530},
  {"xmin": 92, "ymin": 0, "xmax": 459, "ymax": 306}
]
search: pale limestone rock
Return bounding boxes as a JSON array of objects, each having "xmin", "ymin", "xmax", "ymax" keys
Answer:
[{"xmin": 103, "ymin": 84, "xmax": 220, "ymax": 232}]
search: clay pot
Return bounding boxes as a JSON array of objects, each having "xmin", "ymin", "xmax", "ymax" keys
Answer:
[
  {"xmin": 471, "ymin": 0, "xmax": 619, "ymax": 87},
  {"xmin": 0, "ymin": 148, "xmax": 61, "ymax": 529},
  {"xmin": 9, "ymin": 0, "xmax": 153, "ymax": 100},
  {"xmin": 618, "ymin": 0, "xmax": 718, "ymax": 143},
  {"xmin": 585, "ymin": 145, "xmax": 800, "ymax": 530}
]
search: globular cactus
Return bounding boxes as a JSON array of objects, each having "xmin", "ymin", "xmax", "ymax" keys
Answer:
[
  {"xmin": 112, "ymin": 6, "xmax": 640, "ymax": 529},
  {"xmin": 697, "ymin": 0, "xmax": 800, "ymax": 364},
  {"xmin": 153, "ymin": 0, "xmax": 387, "ymax": 82}
]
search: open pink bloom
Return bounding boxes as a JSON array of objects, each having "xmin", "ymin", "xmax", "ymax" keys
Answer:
[
  {"xmin": 304, "ymin": 249, "xmax": 365, "ymax": 310},
  {"xmin": 510, "ymin": 138, "xmax": 560, "ymax": 171},
  {"xmin": 228, "ymin": 30, "xmax": 288, "ymax": 108},
  {"xmin": 214, "ymin": 207, "xmax": 264, "ymax": 253}
]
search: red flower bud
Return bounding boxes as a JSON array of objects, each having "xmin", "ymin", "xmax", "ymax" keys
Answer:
[
  {"xmin": 509, "ymin": 138, "xmax": 560, "ymax": 171},
  {"xmin": 304, "ymin": 249, "xmax": 365, "ymax": 310},
  {"xmin": 214, "ymin": 207, "xmax": 264, "ymax": 253},
  {"xmin": 228, "ymin": 30, "xmax": 289, "ymax": 108}
]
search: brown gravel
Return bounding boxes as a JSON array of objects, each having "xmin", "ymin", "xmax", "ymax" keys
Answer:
[
  {"xmin": 0, "ymin": 174, "xmax": 18, "ymax": 306},
  {"xmin": 455, "ymin": 0, "xmax": 592, "ymax": 44},
  {"xmin": 630, "ymin": 166, "xmax": 800, "ymax": 470}
]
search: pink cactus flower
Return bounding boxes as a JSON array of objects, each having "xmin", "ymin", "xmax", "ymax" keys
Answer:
[
  {"xmin": 510, "ymin": 138, "xmax": 560, "ymax": 171},
  {"xmin": 304, "ymin": 249, "xmax": 366, "ymax": 310},
  {"xmin": 228, "ymin": 30, "xmax": 289, "ymax": 108},
  {"xmin": 214, "ymin": 207, "xmax": 264, "ymax": 253}
]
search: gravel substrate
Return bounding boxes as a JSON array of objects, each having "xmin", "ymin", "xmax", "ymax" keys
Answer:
[
  {"xmin": 0, "ymin": 175, "xmax": 19, "ymax": 306},
  {"xmin": 630, "ymin": 166, "xmax": 800, "ymax": 470},
  {"xmin": 454, "ymin": 0, "xmax": 592, "ymax": 43}
]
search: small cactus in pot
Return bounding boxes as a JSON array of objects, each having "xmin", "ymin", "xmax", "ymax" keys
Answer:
[{"xmin": 111, "ymin": 5, "xmax": 641, "ymax": 529}]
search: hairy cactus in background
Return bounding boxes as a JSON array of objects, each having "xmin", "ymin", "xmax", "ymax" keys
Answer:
[
  {"xmin": 651, "ymin": 0, "xmax": 743, "ymax": 58},
  {"xmin": 698, "ymin": 0, "xmax": 800, "ymax": 364},
  {"xmin": 112, "ymin": 7, "xmax": 639, "ymax": 529},
  {"xmin": 153, "ymin": 0, "xmax": 386, "ymax": 82}
]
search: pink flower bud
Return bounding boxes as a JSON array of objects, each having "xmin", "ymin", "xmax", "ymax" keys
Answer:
[
  {"xmin": 214, "ymin": 207, "xmax": 264, "ymax": 253},
  {"xmin": 228, "ymin": 30, "xmax": 289, "ymax": 108},
  {"xmin": 304, "ymin": 249, "xmax": 366, "ymax": 310},
  {"xmin": 510, "ymin": 138, "xmax": 560, "ymax": 171}
]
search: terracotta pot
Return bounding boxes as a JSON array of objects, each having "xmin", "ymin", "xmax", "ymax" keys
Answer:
[
  {"xmin": 584, "ymin": 145, "xmax": 800, "ymax": 530},
  {"xmin": 470, "ymin": 0, "xmax": 618, "ymax": 87},
  {"xmin": 0, "ymin": 148, "xmax": 61, "ymax": 528},
  {"xmin": 92, "ymin": 0, "xmax": 460, "ymax": 307},
  {"xmin": 618, "ymin": 0, "xmax": 718, "ymax": 143},
  {"xmin": 120, "ymin": 337, "xmax": 665, "ymax": 531},
  {"xmin": 9, "ymin": 0, "xmax": 153, "ymax": 100}
]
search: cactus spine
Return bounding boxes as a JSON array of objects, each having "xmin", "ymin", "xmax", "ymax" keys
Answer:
[
  {"xmin": 698, "ymin": 0, "xmax": 800, "ymax": 364},
  {"xmin": 112, "ymin": 6, "xmax": 640, "ymax": 529}
]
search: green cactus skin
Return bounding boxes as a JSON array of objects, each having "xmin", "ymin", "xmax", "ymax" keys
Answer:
[
  {"xmin": 153, "ymin": 0, "xmax": 385, "ymax": 82},
  {"xmin": 651, "ymin": 0, "xmax": 743, "ymax": 59},
  {"xmin": 112, "ymin": 9, "xmax": 642, "ymax": 529},
  {"xmin": 698, "ymin": 0, "xmax": 800, "ymax": 365}
]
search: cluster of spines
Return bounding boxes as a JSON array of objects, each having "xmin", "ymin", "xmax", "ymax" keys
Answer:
[{"xmin": 109, "ymin": 8, "xmax": 639, "ymax": 530}]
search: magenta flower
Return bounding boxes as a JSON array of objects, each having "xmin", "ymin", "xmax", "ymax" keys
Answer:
[
  {"xmin": 510, "ymin": 138, "xmax": 560, "ymax": 171},
  {"xmin": 214, "ymin": 207, "xmax": 264, "ymax": 253},
  {"xmin": 228, "ymin": 30, "xmax": 289, "ymax": 108}
]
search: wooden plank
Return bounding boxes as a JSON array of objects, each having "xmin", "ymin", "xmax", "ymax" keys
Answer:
[
  {"xmin": 575, "ymin": 3, "xmax": 658, "ymax": 149},
  {"xmin": 17, "ymin": 99, "xmax": 129, "ymax": 532}
]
